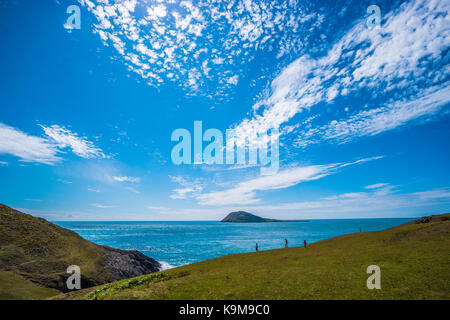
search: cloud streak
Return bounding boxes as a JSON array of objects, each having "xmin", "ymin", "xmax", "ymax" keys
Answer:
[
  {"xmin": 0, "ymin": 123, "xmax": 61, "ymax": 164},
  {"xmin": 296, "ymin": 85, "xmax": 450, "ymax": 147},
  {"xmin": 40, "ymin": 125, "xmax": 105, "ymax": 159},
  {"xmin": 113, "ymin": 176, "xmax": 141, "ymax": 183},
  {"xmin": 242, "ymin": 187, "xmax": 450, "ymax": 219},
  {"xmin": 196, "ymin": 156, "xmax": 383, "ymax": 206},
  {"xmin": 0, "ymin": 123, "xmax": 106, "ymax": 165},
  {"xmin": 91, "ymin": 203, "xmax": 115, "ymax": 208}
]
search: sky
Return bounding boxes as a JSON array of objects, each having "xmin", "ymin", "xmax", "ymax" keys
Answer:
[{"xmin": 0, "ymin": 0, "xmax": 449, "ymax": 220}]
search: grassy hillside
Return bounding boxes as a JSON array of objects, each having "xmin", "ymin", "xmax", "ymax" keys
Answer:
[
  {"xmin": 0, "ymin": 204, "xmax": 160, "ymax": 300},
  {"xmin": 0, "ymin": 270, "xmax": 60, "ymax": 300},
  {"xmin": 57, "ymin": 213, "xmax": 450, "ymax": 300}
]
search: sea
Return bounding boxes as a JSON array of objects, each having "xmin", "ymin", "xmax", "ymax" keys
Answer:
[{"xmin": 54, "ymin": 218, "xmax": 413, "ymax": 269}]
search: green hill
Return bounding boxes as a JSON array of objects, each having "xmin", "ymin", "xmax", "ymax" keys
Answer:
[
  {"xmin": 57, "ymin": 213, "xmax": 450, "ymax": 300},
  {"xmin": 0, "ymin": 204, "xmax": 161, "ymax": 300}
]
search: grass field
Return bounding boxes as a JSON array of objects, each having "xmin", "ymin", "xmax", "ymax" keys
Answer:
[
  {"xmin": 56, "ymin": 214, "xmax": 450, "ymax": 300},
  {"xmin": 0, "ymin": 271, "xmax": 60, "ymax": 300}
]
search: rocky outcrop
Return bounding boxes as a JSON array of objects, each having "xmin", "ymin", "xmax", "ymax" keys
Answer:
[
  {"xmin": 414, "ymin": 214, "xmax": 450, "ymax": 224},
  {"xmin": 103, "ymin": 247, "xmax": 160, "ymax": 280}
]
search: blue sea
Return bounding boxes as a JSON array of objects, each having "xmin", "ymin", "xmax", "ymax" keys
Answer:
[{"xmin": 54, "ymin": 218, "xmax": 413, "ymax": 269}]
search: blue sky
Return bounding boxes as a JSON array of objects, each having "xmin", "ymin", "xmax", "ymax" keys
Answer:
[{"xmin": 0, "ymin": 0, "xmax": 449, "ymax": 220}]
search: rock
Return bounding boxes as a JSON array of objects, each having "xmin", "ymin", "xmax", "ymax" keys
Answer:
[
  {"xmin": 102, "ymin": 247, "xmax": 160, "ymax": 280},
  {"xmin": 415, "ymin": 216, "xmax": 433, "ymax": 224}
]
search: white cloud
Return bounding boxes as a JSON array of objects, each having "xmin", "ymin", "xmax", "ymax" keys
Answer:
[
  {"xmin": 40, "ymin": 125, "xmax": 106, "ymax": 159},
  {"xmin": 147, "ymin": 205, "xmax": 170, "ymax": 211},
  {"xmin": 0, "ymin": 161, "xmax": 8, "ymax": 166},
  {"xmin": 170, "ymin": 188, "xmax": 197, "ymax": 200},
  {"xmin": 410, "ymin": 189, "xmax": 450, "ymax": 200},
  {"xmin": 212, "ymin": 57, "xmax": 224, "ymax": 64},
  {"xmin": 196, "ymin": 156, "xmax": 382, "ymax": 206},
  {"xmin": 226, "ymin": 75, "xmax": 239, "ymax": 85},
  {"xmin": 113, "ymin": 176, "xmax": 141, "ymax": 183},
  {"xmin": 92, "ymin": 203, "xmax": 115, "ymax": 208},
  {"xmin": 125, "ymin": 186, "xmax": 141, "ymax": 194},
  {"xmin": 0, "ymin": 123, "xmax": 105, "ymax": 165},
  {"xmin": 80, "ymin": 0, "xmax": 322, "ymax": 97},
  {"xmin": 87, "ymin": 188, "xmax": 100, "ymax": 192},
  {"xmin": 323, "ymin": 192, "xmax": 368, "ymax": 201},
  {"xmin": 57, "ymin": 178, "xmax": 73, "ymax": 184},
  {"xmin": 0, "ymin": 123, "xmax": 61, "ymax": 164},
  {"xmin": 229, "ymin": 0, "xmax": 450, "ymax": 147},
  {"xmin": 365, "ymin": 183, "xmax": 389, "ymax": 190},
  {"xmin": 296, "ymin": 85, "xmax": 450, "ymax": 147},
  {"xmin": 147, "ymin": 4, "xmax": 167, "ymax": 19},
  {"xmin": 169, "ymin": 175, "xmax": 203, "ymax": 199}
]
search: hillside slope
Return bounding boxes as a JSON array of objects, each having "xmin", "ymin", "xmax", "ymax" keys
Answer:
[
  {"xmin": 58, "ymin": 213, "xmax": 450, "ymax": 300},
  {"xmin": 0, "ymin": 204, "xmax": 161, "ymax": 299}
]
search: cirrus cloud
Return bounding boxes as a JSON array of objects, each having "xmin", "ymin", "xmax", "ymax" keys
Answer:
[
  {"xmin": 229, "ymin": 0, "xmax": 450, "ymax": 148},
  {"xmin": 0, "ymin": 123, "xmax": 106, "ymax": 165},
  {"xmin": 195, "ymin": 156, "xmax": 383, "ymax": 206}
]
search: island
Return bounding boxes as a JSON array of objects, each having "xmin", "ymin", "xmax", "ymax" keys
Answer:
[{"xmin": 221, "ymin": 211, "xmax": 308, "ymax": 223}]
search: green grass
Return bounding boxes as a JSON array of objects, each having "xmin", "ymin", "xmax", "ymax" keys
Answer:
[
  {"xmin": 0, "ymin": 271, "xmax": 59, "ymax": 300},
  {"xmin": 57, "ymin": 214, "xmax": 450, "ymax": 300}
]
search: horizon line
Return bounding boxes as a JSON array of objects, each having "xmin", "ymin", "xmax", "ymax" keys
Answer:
[{"xmin": 51, "ymin": 217, "xmax": 419, "ymax": 222}]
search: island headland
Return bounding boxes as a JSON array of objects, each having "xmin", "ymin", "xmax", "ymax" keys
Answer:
[{"xmin": 221, "ymin": 211, "xmax": 308, "ymax": 223}]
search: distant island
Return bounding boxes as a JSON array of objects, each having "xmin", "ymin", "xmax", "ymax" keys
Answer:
[{"xmin": 221, "ymin": 211, "xmax": 308, "ymax": 223}]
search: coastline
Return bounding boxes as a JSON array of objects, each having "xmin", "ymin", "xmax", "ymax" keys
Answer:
[
  {"xmin": 54, "ymin": 217, "xmax": 415, "ymax": 268},
  {"xmin": 55, "ymin": 213, "xmax": 450, "ymax": 300}
]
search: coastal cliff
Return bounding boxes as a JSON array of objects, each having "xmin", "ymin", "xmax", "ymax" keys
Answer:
[{"xmin": 0, "ymin": 204, "xmax": 160, "ymax": 298}]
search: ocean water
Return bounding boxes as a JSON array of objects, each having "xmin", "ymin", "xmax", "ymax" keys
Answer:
[{"xmin": 54, "ymin": 218, "xmax": 413, "ymax": 268}]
